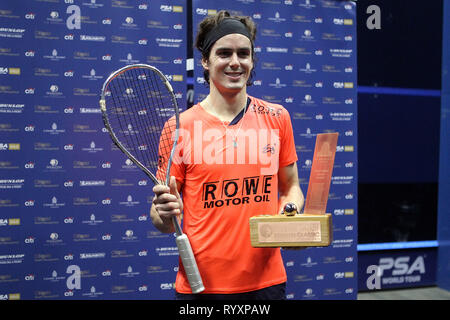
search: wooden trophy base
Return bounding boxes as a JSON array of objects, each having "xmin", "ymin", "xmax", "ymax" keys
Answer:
[
  {"xmin": 249, "ymin": 214, "xmax": 332, "ymax": 247},
  {"xmin": 249, "ymin": 133, "xmax": 338, "ymax": 248}
]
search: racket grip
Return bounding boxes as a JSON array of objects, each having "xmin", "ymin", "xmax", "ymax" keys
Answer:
[{"xmin": 176, "ymin": 234, "xmax": 205, "ymax": 294}]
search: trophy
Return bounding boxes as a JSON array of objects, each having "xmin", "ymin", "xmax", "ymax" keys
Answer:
[{"xmin": 249, "ymin": 132, "xmax": 338, "ymax": 247}]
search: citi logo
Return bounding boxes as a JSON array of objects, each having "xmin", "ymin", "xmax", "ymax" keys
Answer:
[
  {"xmin": 64, "ymin": 253, "xmax": 73, "ymax": 261},
  {"xmin": 24, "ymin": 162, "xmax": 35, "ymax": 169},
  {"xmin": 64, "ymin": 70, "xmax": 74, "ymax": 77},
  {"xmin": 101, "ymin": 198, "xmax": 112, "ymax": 205},
  {"xmin": 64, "ymin": 217, "xmax": 74, "ymax": 224},
  {"xmin": 24, "ymin": 236, "xmax": 35, "ymax": 244},
  {"xmin": 64, "ymin": 180, "xmax": 74, "ymax": 187},
  {"xmin": 24, "ymin": 125, "xmax": 35, "ymax": 132},
  {"xmin": 196, "ymin": 8, "xmax": 207, "ymax": 15},
  {"xmin": 101, "ymin": 162, "xmax": 111, "ymax": 168},
  {"xmin": 138, "ymin": 214, "xmax": 148, "ymax": 221},
  {"xmin": 138, "ymin": 285, "xmax": 148, "ymax": 292},
  {"xmin": 102, "ymin": 270, "xmax": 112, "ymax": 276},
  {"xmin": 138, "ymin": 179, "xmax": 147, "ymax": 186},
  {"xmin": 25, "ymin": 274, "xmax": 35, "ymax": 281},
  {"xmin": 102, "ymin": 234, "xmax": 112, "ymax": 241},
  {"xmin": 24, "ymin": 200, "xmax": 35, "ymax": 206}
]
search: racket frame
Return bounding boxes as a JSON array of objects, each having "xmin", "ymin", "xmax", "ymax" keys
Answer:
[{"xmin": 100, "ymin": 64, "xmax": 179, "ymax": 187}]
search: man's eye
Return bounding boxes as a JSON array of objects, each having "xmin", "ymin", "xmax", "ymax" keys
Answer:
[
  {"xmin": 215, "ymin": 50, "xmax": 250, "ymax": 58},
  {"xmin": 218, "ymin": 51, "xmax": 231, "ymax": 57}
]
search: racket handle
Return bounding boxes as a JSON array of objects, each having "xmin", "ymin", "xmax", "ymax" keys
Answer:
[{"xmin": 176, "ymin": 234, "xmax": 205, "ymax": 294}]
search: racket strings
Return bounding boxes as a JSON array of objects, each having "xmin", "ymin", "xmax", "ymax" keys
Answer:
[
  {"xmin": 104, "ymin": 66, "xmax": 177, "ymax": 184},
  {"xmin": 124, "ymin": 68, "xmax": 158, "ymax": 165},
  {"xmin": 145, "ymin": 69, "xmax": 176, "ymax": 182}
]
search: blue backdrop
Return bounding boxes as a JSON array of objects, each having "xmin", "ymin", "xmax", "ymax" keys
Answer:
[
  {"xmin": 0, "ymin": 0, "xmax": 186, "ymax": 300},
  {"xmin": 0, "ymin": 0, "xmax": 357, "ymax": 300}
]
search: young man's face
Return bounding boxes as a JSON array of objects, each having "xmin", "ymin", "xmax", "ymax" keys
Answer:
[{"xmin": 202, "ymin": 33, "xmax": 253, "ymax": 94}]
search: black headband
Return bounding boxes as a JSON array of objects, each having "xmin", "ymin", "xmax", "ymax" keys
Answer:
[{"xmin": 202, "ymin": 18, "xmax": 252, "ymax": 54}]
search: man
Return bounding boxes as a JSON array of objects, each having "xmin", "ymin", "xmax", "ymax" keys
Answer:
[{"xmin": 150, "ymin": 11, "xmax": 304, "ymax": 300}]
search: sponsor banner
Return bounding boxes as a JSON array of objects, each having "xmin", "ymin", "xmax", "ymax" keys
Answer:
[
  {"xmin": 0, "ymin": 0, "xmax": 356, "ymax": 300},
  {"xmin": 358, "ymin": 249, "xmax": 437, "ymax": 291},
  {"xmin": 0, "ymin": 0, "xmax": 185, "ymax": 300}
]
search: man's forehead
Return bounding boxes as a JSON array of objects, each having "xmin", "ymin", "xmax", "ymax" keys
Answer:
[{"xmin": 212, "ymin": 33, "xmax": 252, "ymax": 49}]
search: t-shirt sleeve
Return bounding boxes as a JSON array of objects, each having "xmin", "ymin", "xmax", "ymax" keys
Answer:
[{"xmin": 278, "ymin": 108, "xmax": 298, "ymax": 168}]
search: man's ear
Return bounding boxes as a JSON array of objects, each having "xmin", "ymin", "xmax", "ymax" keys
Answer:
[{"xmin": 201, "ymin": 57, "xmax": 209, "ymax": 70}]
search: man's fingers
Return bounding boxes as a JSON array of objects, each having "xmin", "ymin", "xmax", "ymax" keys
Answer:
[
  {"xmin": 153, "ymin": 192, "xmax": 178, "ymax": 204},
  {"xmin": 156, "ymin": 200, "xmax": 181, "ymax": 211},
  {"xmin": 155, "ymin": 203, "xmax": 181, "ymax": 218},
  {"xmin": 152, "ymin": 177, "xmax": 182, "ymax": 219},
  {"xmin": 152, "ymin": 184, "xmax": 170, "ymax": 196},
  {"xmin": 157, "ymin": 208, "xmax": 181, "ymax": 216}
]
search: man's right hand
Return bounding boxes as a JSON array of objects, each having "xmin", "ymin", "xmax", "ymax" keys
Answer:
[{"xmin": 150, "ymin": 176, "xmax": 183, "ymax": 232}]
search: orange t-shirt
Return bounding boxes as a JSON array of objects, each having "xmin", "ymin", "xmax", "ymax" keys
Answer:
[{"xmin": 169, "ymin": 95, "xmax": 298, "ymax": 294}]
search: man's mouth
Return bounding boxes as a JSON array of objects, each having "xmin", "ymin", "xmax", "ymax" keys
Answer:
[{"xmin": 224, "ymin": 71, "xmax": 244, "ymax": 79}]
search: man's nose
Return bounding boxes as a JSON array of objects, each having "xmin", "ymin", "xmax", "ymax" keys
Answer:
[{"xmin": 229, "ymin": 52, "xmax": 240, "ymax": 67}]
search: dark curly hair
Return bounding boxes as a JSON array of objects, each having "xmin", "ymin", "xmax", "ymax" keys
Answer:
[{"xmin": 195, "ymin": 10, "xmax": 257, "ymax": 86}]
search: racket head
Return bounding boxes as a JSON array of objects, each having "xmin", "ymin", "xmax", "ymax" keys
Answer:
[{"xmin": 99, "ymin": 64, "xmax": 180, "ymax": 186}]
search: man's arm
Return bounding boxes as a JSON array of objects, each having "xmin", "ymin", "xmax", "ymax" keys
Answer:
[{"xmin": 277, "ymin": 162, "xmax": 304, "ymax": 214}]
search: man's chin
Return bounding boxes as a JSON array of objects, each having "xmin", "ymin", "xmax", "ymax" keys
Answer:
[
  {"xmin": 211, "ymin": 79, "xmax": 248, "ymax": 94},
  {"xmin": 224, "ymin": 80, "xmax": 248, "ymax": 90}
]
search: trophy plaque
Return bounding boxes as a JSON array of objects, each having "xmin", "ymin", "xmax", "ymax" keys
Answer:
[{"xmin": 249, "ymin": 132, "xmax": 338, "ymax": 247}]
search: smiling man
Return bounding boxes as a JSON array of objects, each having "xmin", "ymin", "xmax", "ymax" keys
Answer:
[{"xmin": 150, "ymin": 10, "xmax": 304, "ymax": 300}]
